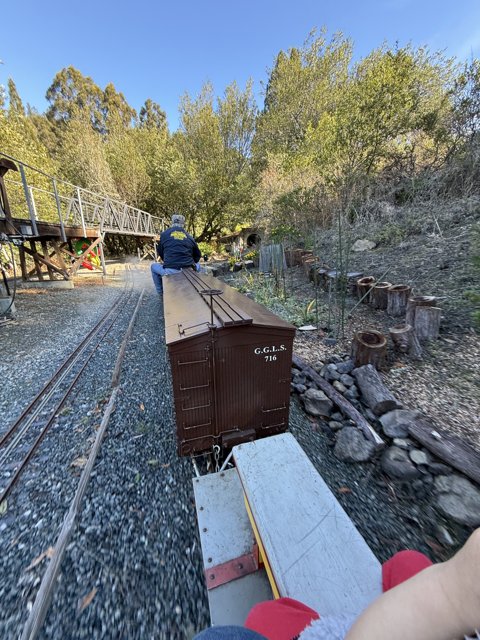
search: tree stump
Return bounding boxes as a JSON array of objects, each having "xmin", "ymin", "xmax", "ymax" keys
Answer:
[
  {"xmin": 405, "ymin": 296, "xmax": 437, "ymax": 327},
  {"xmin": 351, "ymin": 329, "xmax": 387, "ymax": 369},
  {"xmin": 303, "ymin": 256, "xmax": 319, "ymax": 277},
  {"xmin": 352, "ymin": 364, "xmax": 402, "ymax": 415},
  {"xmin": 414, "ymin": 306, "xmax": 442, "ymax": 341},
  {"xmin": 371, "ymin": 281, "xmax": 392, "ymax": 310},
  {"xmin": 347, "ymin": 272, "xmax": 364, "ymax": 295},
  {"xmin": 389, "ymin": 323, "xmax": 422, "ymax": 359},
  {"xmin": 357, "ymin": 276, "xmax": 375, "ymax": 303},
  {"xmin": 387, "ymin": 284, "xmax": 411, "ymax": 316}
]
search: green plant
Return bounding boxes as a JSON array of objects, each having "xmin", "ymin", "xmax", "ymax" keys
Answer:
[
  {"xmin": 197, "ymin": 241, "xmax": 215, "ymax": 258},
  {"xmin": 374, "ymin": 222, "xmax": 406, "ymax": 246}
]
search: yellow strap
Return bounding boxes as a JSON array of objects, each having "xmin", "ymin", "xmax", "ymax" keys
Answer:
[{"xmin": 243, "ymin": 493, "xmax": 280, "ymax": 599}]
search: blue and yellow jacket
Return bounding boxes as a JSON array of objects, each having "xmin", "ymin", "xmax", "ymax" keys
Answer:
[{"xmin": 157, "ymin": 226, "xmax": 201, "ymax": 269}]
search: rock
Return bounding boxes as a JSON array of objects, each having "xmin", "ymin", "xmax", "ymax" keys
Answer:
[
  {"xmin": 291, "ymin": 383, "xmax": 307, "ymax": 394},
  {"xmin": 343, "ymin": 386, "xmax": 359, "ymax": 402},
  {"xmin": 393, "ymin": 438, "xmax": 413, "ymax": 450},
  {"xmin": 434, "ymin": 525, "xmax": 455, "ymax": 547},
  {"xmin": 379, "ymin": 409, "xmax": 421, "ymax": 438},
  {"xmin": 332, "ymin": 380, "xmax": 347, "ymax": 394},
  {"xmin": 381, "ymin": 446, "xmax": 421, "ymax": 480},
  {"xmin": 352, "ymin": 239, "xmax": 377, "ymax": 252},
  {"xmin": 336, "ymin": 360, "xmax": 355, "ymax": 374},
  {"xmin": 324, "ymin": 364, "xmax": 340, "ymax": 382},
  {"xmin": 327, "ymin": 355, "xmax": 343, "ymax": 364},
  {"xmin": 339, "ymin": 374, "xmax": 354, "ymax": 387},
  {"xmin": 302, "ymin": 388, "xmax": 333, "ymax": 418},
  {"xmin": 428, "ymin": 462, "xmax": 452, "ymax": 476},
  {"xmin": 334, "ymin": 427, "xmax": 376, "ymax": 463},
  {"xmin": 293, "ymin": 372, "xmax": 307, "ymax": 385},
  {"xmin": 434, "ymin": 474, "xmax": 480, "ymax": 526},
  {"xmin": 244, "ymin": 260, "xmax": 254, "ymax": 270},
  {"xmin": 313, "ymin": 361, "xmax": 324, "ymax": 373},
  {"xmin": 331, "ymin": 411, "xmax": 343, "ymax": 422},
  {"xmin": 409, "ymin": 449, "xmax": 430, "ymax": 466},
  {"xmin": 323, "ymin": 337, "xmax": 337, "ymax": 346},
  {"xmin": 328, "ymin": 421, "xmax": 344, "ymax": 432}
]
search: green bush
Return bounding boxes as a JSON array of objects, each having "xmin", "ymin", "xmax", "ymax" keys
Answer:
[{"xmin": 374, "ymin": 223, "xmax": 406, "ymax": 246}]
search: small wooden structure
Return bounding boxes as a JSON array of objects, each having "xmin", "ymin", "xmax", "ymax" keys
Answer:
[
  {"xmin": 357, "ymin": 276, "xmax": 375, "ymax": 302},
  {"xmin": 371, "ymin": 281, "xmax": 392, "ymax": 310},
  {"xmin": 389, "ymin": 323, "xmax": 422, "ymax": 359}
]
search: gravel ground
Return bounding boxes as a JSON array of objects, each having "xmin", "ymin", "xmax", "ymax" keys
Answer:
[{"xmin": 0, "ymin": 262, "xmax": 474, "ymax": 639}]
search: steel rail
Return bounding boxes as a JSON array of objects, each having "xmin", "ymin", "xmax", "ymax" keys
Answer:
[
  {"xmin": 0, "ymin": 288, "xmax": 134, "ymax": 465},
  {"xmin": 0, "ymin": 283, "xmax": 130, "ymax": 450},
  {"xmin": 0, "ymin": 286, "xmax": 141, "ymax": 506}
]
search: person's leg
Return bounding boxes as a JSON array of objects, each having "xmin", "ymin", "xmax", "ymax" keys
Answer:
[{"xmin": 151, "ymin": 263, "xmax": 166, "ymax": 293}]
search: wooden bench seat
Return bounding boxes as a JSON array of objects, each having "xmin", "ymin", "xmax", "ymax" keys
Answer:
[{"xmin": 232, "ymin": 433, "xmax": 382, "ymax": 616}]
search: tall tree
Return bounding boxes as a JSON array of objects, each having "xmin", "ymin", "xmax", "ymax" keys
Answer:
[
  {"xmin": 139, "ymin": 98, "xmax": 167, "ymax": 130},
  {"xmin": 8, "ymin": 78, "xmax": 25, "ymax": 115}
]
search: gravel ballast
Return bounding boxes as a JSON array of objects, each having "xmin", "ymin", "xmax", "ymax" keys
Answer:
[{"xmin": 0, "ymin": 264, "xmax": 472, "ymax": 639}]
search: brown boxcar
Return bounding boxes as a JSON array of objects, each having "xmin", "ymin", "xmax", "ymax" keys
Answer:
[{"xmin": 164, "ymin": 270, "xmax": 296, "ymax": 456}]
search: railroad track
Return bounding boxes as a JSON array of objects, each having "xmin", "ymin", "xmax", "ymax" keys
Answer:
[{"xmin": 0, "ymin": 270, "xmax": 136, "ymax": 506}]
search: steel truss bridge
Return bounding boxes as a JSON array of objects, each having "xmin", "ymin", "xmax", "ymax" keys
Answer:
[{"xmin": 0, "ymin": 151, "xmax": 164, "ymax": 283}]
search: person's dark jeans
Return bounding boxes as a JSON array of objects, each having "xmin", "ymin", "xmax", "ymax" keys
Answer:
[{"xmin": 193, "ymin": 626, "xmax": 267, "ymax": 639}]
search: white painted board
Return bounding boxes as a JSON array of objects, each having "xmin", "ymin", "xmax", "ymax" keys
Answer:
[{"xmin": 233, "ymin": 433, "xmax": 382, "ymax": 617}]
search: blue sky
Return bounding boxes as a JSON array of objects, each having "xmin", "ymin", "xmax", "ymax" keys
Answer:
[{"xmin": 1, "ymin": 0, "xmax": 480, "ymax": 130}]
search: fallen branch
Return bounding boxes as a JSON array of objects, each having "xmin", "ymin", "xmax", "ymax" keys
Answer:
[{"xmin": 292, "ymin": 354, "xmax": 384, "ymax": 448}]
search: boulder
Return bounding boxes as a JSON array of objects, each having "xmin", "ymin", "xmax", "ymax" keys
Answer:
[
  {"xmin": 393, "ymin": 438, "xmax": 414, "ymax": 450},
  {"xmin": 344, "ymin": 386, "xmax": 359, "ymax": 401},
  {"xmin": 434, "ymin": 474, "xmax": 480, "ymax": 526},
  {"xmin": 352, "ymin": 239, "xmax": 377, "ymax": 252},
  {"xmin": 381, "ymin": 446, "xmax": 421, "ymax": 480},
  {"xmin": 334, "ymin": 427, "xmax": 376, "ymax": 463},
  {"xmin": 302, "ymin": 388, "xmax": 333, "ymax": 418},
  {"xmin": 291, "ymin": 383, "xmax": 307, "ymax": 394},
  {"xmin": 409, "ymin": 449, "xmax": 430, "ymax": 466},
  {"xmin": 379, "ymin": 409, "xmax": 421, "ymax": 438},
  {"xmin": 428, "ymin": 462, "xmax": 452, "ymax": 476},
  {"xmin": 339, "ymin": 373, "xmax": 354, "ymax": 387},
  {"xmin": 332, "ymin": 380, "xmax": 347, "ymax": 394},
  {"xmin": 328, "ymin": 421, "xmax": 344, "ymax": 432},
  {"xmin": 324, "ymin": 364, "xmax": 341, "ymax": 382},
  {"xmin": 336, "ymin": 360, "xmax": 355, "ymax": 375}
]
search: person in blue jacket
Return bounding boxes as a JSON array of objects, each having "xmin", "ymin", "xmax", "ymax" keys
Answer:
[{"xmin": 151, "ymin": 213, "xmax": 201, "ymax": 293}]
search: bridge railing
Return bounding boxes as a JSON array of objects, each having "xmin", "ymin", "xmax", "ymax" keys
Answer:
[{"xmin": 0, "ymin": 151, "xmax": 164, "ymax": 239}]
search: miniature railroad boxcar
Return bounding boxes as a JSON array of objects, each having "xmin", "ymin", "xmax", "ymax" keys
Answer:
[{"xmin": 164, "ymin": 270, "xmax": 296, "ymax": 455}]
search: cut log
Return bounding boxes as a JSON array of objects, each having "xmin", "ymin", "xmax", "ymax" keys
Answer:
[
  {"xmin": 351, "ymin": 330, "xmax": 387, "ymax": 369},
  {"xmin": 352, "ymin": 364, "xmax": 402, "ymax": 416},
  {"xmin": 370, "ymin": 282, "xmax": 392, "ymax": 310},
  {"xmin": 414, "ymin": 306, "xmax": 441, "ymax": 342},
  {"xmin": 405, "ymin": 296, "xmax": 437, "ymax": 327},
  {"xmin": 357, "ymin": 276, "xmax": 375, "ymax": 303},
  {"xmin": 292, "ymin": 354, "xmax": 384, "ymax": 447},
  {"xmin": 389, "ymin": 323, "xmax": 422, "ymax": 359},
  {"xmin": 387, "ymin": 284, "xmax": 411, "ymax": 317},
  {"xmin": 408, "ymin": 418, "xmax": 480, "ymax": 486},
  {"xmin": 303, "ymin": 256, "xmax": 319, "ymax": 277},
  {"xmin": 347, "ymin": 272, "xmax": 364, "ymax": 295}
]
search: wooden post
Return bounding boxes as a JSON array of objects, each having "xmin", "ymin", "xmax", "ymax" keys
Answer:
[
  {"xmin": 405, "ymin": 296, "xmax": 437, "ymax": 327},
  {"xmin": 351, "ymin": 329, "xmax": 387, "ymax": 369},
  {"xmin": 389, "ymin": 323, "xmax": 422, "ymax": 359},
  {"xmin": 370, "ymin": 282, "xmax": 392, "ymax": 310},
  {"xmin": 357, "ymin": 276, "xmax": 375, "ymax": 303},
  {"xmin": 414, "ymin": 306, "xmax": 442, "ymax": 342},
  {"xmin": 387, "ymin": 284, "xmax": 411, "ymax": 316},
  {"xmin": 29, "ymin": 241, "xmax": 44, "ymax": 281},
  {"xmin": 19, "ymin": 246, "xmax": 27, "ymax": 281},
  {"xmin": 41, "ymin": 241, "xmax": 55, "ymax": 280}
]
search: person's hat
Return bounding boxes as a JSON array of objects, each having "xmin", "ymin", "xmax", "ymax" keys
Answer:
[{"xmin": 171, "ymin": 213, "xmax": 185, "ymax": 226}]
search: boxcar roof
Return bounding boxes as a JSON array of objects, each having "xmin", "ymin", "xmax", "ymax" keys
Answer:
[{"xmin": 164, "ymin": 270, "xmax": 295, "ymax": 345}]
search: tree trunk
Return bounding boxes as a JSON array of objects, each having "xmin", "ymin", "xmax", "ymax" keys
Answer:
[
  {"xmin": 352, "ymin": 364, "xmax": 402, "ymax": 416},
  {"xmin": 405, "ymin": 296, "xmax": 437, "ymax": 327},
  {"xmin": 389, "ymin": 323, "xmax": 422, "ymax": 359},
  {"xmin": 292, "ymin": 354, "xmax": 384, "ymax": 447},
  {"xmin": 414, "ymin": 306, "xmax": 442, "ymax": 341},
  {"xmin": 371, "ymin": 281, "xmax": 392, "ymax": 309},
  {"xmin": 357, "ymin": 276, "xmax": 375, "ymax": 303},
  {"xmin": 351, "ymin": 330, "xmax": 387, "ymax": 369},
  {"xmin": 387, "ymin": 284, "xmax": 411, "ymax": 316}
]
